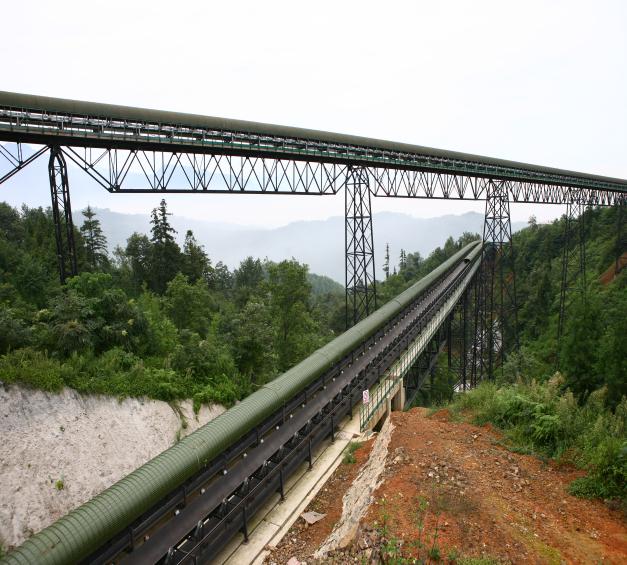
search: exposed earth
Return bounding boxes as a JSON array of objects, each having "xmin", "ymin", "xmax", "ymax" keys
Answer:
[
  {"xmin": 265, "ymin": 408, "xmax": 627, "ymax": 564},
  {"xmin": 0, "ymin": 384, "xmax": 224, "ymax": 549}
]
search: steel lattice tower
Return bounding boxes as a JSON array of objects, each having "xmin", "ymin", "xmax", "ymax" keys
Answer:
[
  {"xmin": 557, "ymin": 188, "xmax": 588, "ymax": 354},
  {"xmin": 48, "ymin": 146, "xmax": 77, "ymax": 283},
  {"xmin": 345, "ymin": 166, "xmax": 377, "ymax": 328},
  {"xmin": 615, "ymin": 196, "xmax": 625, "ymax": 275},
  {"xmin": 473, "ymin": 180, "xmax": 519, "ymax": 380}
]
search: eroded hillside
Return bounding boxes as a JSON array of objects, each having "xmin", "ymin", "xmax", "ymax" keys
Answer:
[{"xmin": 266, "ymin": 409, "xmax": 627, "ymax": 564}]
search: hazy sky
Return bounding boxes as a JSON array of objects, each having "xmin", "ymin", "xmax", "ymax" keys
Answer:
[{"xmin": 2, "ymin": 0, "xmax": 626, "ymax": 227}]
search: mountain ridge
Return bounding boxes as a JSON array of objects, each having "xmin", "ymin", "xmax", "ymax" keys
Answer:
[{"xmin": 82, "ymin": 208, "xmax": 526, "ymax": 282}]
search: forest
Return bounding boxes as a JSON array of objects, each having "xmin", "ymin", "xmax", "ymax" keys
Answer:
[
  {"xmin": 0, "ymin": 199, "xmax": 624, "ymax": 503},
  {"xmin": 0, "ymin": 199, "xmax": 473, "ymax": 410},
  {"xmin": 419, "ymin": 205, "xmax": 626, "ymax": 504}
]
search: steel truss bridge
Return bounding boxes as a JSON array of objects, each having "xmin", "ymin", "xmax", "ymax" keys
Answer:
[
  {"xmin": 0, "ymin": 92, "xmax": 625, "ymax": 564},
  {"xmin": 0, "ymin": 91, "xmax": 625, "ymax": 329}
]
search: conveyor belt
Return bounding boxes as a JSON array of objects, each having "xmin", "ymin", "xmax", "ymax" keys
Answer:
[{"xmin": 110, "ymin": 259, "xmax": 475, "ymax": 564}]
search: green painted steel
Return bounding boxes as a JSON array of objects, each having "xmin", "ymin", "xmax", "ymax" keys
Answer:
[
  {"xmin": 1, "ymin": 241, "xmax": 480, "ymax": 565},
  {"xmin": 1, "ymin": 91, "xmax": 626, "ymax": 192}
]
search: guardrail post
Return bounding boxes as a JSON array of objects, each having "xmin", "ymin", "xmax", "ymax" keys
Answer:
[
  {"xmin": 307, "ymin": 439, "xmax": 313, "ymax": 470},
  {"xmin": 345, "ymin": 166, "xmax": 377, "ymax": 328},
  {"xmin": 242, "ymin": 504, "xmax": 249, "ymax": 543},
  {"xmin": 48, "ymin": 145, "xmax": 78, "ymax": 283},
  {"xmin": 279, "ymin": 466, "xmax": 285, "ymax": 501}
]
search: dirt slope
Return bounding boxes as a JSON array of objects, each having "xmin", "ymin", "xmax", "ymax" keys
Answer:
[
  {"xmin": 0, "ymin": 384, "xmax": 224, "ymax": 549},
  {"xmin": 266, "ymin": 408, "xmax": 627, "ymax": 564}
]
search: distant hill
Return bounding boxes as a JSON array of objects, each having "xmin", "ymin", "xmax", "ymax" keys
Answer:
[
  {"xmin": 82, "ymin": 208, "xmax": 526, "ymax": 283},
  {"xmin": 308, "ymin": 273, "xmax": 344, "ymax": 296}
]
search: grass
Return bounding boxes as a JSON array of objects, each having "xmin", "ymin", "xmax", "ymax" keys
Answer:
[
  {"xmin": 0, "ymin": 346, "xmax": 244, "ymax": 410},
  {"xmin": 342, "ymin": 440, "xmax": 363, "ymax": 464},
  {"xmin": 447, "ymin": 380, "xmax": 627, "ymax": 505},
  {"xmin": 457, "ymin": 558, "xmax": 507, "ymax": 565}
]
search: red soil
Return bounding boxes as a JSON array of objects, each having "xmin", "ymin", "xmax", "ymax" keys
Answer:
[{"xmin": 265, "ymin": 408, "xmax": 627, "ymax": 564}]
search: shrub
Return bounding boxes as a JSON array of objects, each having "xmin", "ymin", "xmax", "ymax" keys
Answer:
[
  {"xmin": 192, "ymin": 375, "xmax": 240, "ymax": 411},
  {"xmin": 569, "ymin": 438, "xmax": 627, "ymax": 500},
  {"xmin": 0, "ymin": 307, "xmax": 32, "ymax": 353},
  {"xmin": 343, "ymin": 441, "xmax": 363, "ymax": 464},
  {"xmin": 449, "ymin": 382, "xmax": 627, "ymax": 503},
  {"xmin": 0, "ymin": 348, "xmax": 64, "ymax": 391}
]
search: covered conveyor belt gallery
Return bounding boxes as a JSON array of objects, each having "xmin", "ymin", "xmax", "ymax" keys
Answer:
[{"xmin": 2, "ymin": 241, "xmax": 484, "ymax": 565}]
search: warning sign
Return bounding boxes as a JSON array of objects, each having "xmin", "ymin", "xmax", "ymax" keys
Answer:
[{"xmin": 362, "ymin": 390, "xmax": 370, "ymax": 404}]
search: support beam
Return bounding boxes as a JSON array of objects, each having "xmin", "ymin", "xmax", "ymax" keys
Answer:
[
  {"xmin": 345, "ymin": 166, "xmax": 377, "ymax": 328},
  {"xmin": 616, "ymin": 196, "xmax": 625, "ymax": 275},
  {"xmin": 48, "ymin": 146, "xmax": 77, "ymax": 283},
  {"xmin": 476, "ymin": 180, "xmax": 519, "ymax": 380},
  {"xmin": 557, "ymin": 188, "xmax": 587, "ymax": 351},
  {"xmin": 445, "ymin": 284, "xmax": 472, "ymax": 393},
  {"xmin": 0, "ymin": 142, "xmax": 48, "ymax": 185}
]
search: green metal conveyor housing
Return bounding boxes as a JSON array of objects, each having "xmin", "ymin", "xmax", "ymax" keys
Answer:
[{"xmin": 2, "ymin": 241, "xmax": 481, "ymax": 565}]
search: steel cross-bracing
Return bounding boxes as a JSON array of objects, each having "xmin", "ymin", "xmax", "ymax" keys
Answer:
[
  {"xmin": 48, "ymin": 146, "xmax": 78, "ymax": 283},
  {"xmin": 345, "ymin": 166, "xmax": 377, "ymax": 327},
  {"xmin": 1, "ymin": 91, "xmax": 627, "ymax": 299},
  {"xmin": 474, "ymin": 180, "xmax": 519, "ymax": 380},
  {"xmin": 2, "ymin": 142, "xmax": 625, "ymax": 205},
  {"xmin": 1, "ymin": 91, "xmax": 626, "ymax": 200},
  {"xmin": 446, "ymin": 283, "xmax": 474, "ymax": 392},
  {"xmin": 617, "ymin": 197, "xmax": 626, "ymax": 274}
]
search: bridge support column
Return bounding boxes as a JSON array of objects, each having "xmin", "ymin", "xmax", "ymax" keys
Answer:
[
  {"xmin": 457, "ymin": 287, "xmax": 469, "ymax": 391},
  {"xmin": 557, "ymin": 188, "xmax": 587, "ymax": 356},
  {"xmin": 48, "ymin": 146, "xmax": 78, "ymax": 283},
  {"xmin": 345, "ymin": 166, "xmax": 377, "ymax": 328},
  {"xmin": 615, "ymin": 196, "xmax": 625, "ymax": 275},
  {"xmin": 476, "ymin": 180, "xmax": 518, "ymax": 380}
]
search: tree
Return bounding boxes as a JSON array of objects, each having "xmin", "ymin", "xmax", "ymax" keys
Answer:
[
  {"xmin": 233, "ymin": 299, "xmax": 277, "ymax": 383},
  {"xmin": 80, "ymin": 206, "xmax": 109, "ymax": 270},
  {"xmin": 164, "ymin": 273, "xmax": 215, "ymax": 336},
  {"xmin": 560, "ymin": 293, "xmax": 603, "ymax": 399},
  {"xmin": 383, "ymin": 243, "xmax": 390, "ymax": 279},
  {"xmin": 149, "ymin": 199, "xmax": 182, "ymax": 293},
  {"xmin": 595, "ymin": 288, "xmax": 627, "ymax": 408},
  {"xmin": 208, "ymin": 261, "xmax": 233, "ymax": 292},
  {"xmin": 182, "ymin": 230, "xmax": 211, "ymax": 284},
  {"xmin": 124, "ymin": 232, "xmax": 152, "ymax": 293},
  {"xmin": 399, "ymin": 249, "xmax": 407, "ymax": 271},
  {"xmin": 266, "ymin": 259, "xmax": 317, "ymax": 370},
  {"xmin": 233, "ymin": 257, "xmax": 264, "ymax": 306}
]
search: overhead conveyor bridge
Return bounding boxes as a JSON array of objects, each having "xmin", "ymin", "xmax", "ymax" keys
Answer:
[
  {"xmin": 1, "ymin": 91, "xmax": 624, "ymax": 338},
  {"xmin": 2, "ymin": 241, "xmax": 483, "ymax": 565}
]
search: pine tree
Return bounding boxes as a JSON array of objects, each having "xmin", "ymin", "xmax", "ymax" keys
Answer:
[
  {"xmin": 80, "ymin": 205, "xmax": 108, "ymax": 270},
  {"xmin": 182, "ymin": 230, "xmax": 211, "ymax": 283},
  {"xmin": 399, "ymin": 249, "xmax": 407, "ymax": 271},
  {"xmin": 383, "ymin": 243, "xmax": 390, "ymax": 279},
  {"xmin": 149, "ymin": 199, "xmax": 182, "ymax": 293}
]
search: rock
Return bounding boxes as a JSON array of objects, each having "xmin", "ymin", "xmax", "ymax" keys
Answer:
[{"xmin": 301, "ymin": 511, "xmax": 325, "ymax": 525}]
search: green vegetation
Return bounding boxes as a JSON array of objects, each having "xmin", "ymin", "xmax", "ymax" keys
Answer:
[
  {"xmin": 512, "ymin": 207, "xmax": 626, "ymax": 404},
  {"xmin": 0, "ymin": 200, "xmax": 342, "ymax": 407},
  {"xmin": 54, "ymin": 479, "xmax": 64, "ymax": 491},
  {"xmin": 448, "ymin": 381, "xmax": 626, "ymax": 503},
  {"xmin": 342, "ymin": 440, "xmax": 363, "ymax": 464},
  {"xmin": 0, "ymin": 199, "xmax": 473, "ymax": 410},
  {"xmin": 377, "ymin": 232, "xmax": 480, "ymax": 304},
  {"xmin": 415, "ymin": 207, "xmax": 625, "ymax": 505}
]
